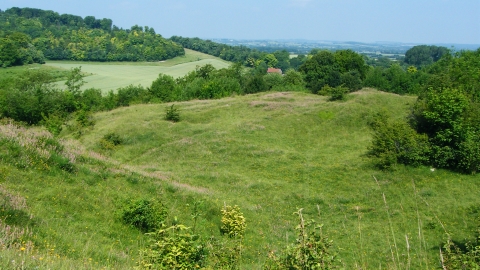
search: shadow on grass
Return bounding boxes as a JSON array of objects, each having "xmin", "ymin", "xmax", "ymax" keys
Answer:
[{"xmin": 0, "ymin": 208, "xmax": 36, "ymax": 227}]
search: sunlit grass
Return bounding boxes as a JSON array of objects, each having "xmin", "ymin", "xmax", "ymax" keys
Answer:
[
  {"xmin": 45, "ymin": 49, "xmax": 230, "ymax": 93},
  {"xmin": 1, "ymin": 88, "xmax": 479, "ymax": 269}
]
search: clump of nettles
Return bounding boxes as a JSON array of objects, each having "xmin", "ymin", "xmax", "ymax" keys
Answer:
[{"xmin": 164, "ymin": 104, "xmax": 180, "ymax": 122}]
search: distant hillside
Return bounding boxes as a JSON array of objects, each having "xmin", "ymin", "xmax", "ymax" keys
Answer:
[{"xmin": 0, "ymin": 7, "xmax": 184, "ymax": 66}]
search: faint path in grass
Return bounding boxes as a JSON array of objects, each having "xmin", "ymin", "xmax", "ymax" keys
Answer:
[
  {"xmin": 62, "ymin": 139, "xmax": 211, "ymax": 194},
  {"xmin": 45, "ymin": 49, "xmax": 230, "ymax": 93}
]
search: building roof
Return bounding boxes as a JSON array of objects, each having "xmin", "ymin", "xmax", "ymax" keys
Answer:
[{"xmin": 267, "ymin": 68, "xmax": 282, "ymax": 74}]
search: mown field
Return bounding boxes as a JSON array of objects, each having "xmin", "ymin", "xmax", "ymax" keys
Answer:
[
  {"xmin": 1, "ymin": 88, "xmax": 478, "ymax": 269},
  {"xmin": 45, "ymin": 49, "xmax": 230, "ymax": 93}
]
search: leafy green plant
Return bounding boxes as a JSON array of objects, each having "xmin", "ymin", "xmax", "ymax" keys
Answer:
[
  {"xmin": 40, "ymin": 112, "xmax": 64, "ymax": 136},
  {"xmin": 138, "ymin": 224, "xmax": 206, "ymax": 269},
  {"xmin": 76, "ymin": 109, "xmax": 95, "ymax": 127},
  {"xmin": 121, "ymin": 199, "xmax": 167, "ymax": 232},
  {"xmin": 205, "ymin": 236, "xmax": 242, "ymax": 270},
  {"xmin": 164, "ymin": 104, "xmax": 181, "ymax": 123},
  {"xmin": 441, "ymin": 230, "xmax": 480, "ymax": 269},
  {"xmin": 264, "ymin": 209, "xmax": 339, "ymax": 269},
  {"xmin": 220, "ymin": 205, "xmax": 246, "ymax": 238}
]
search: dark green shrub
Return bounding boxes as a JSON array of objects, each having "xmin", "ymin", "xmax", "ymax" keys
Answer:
[
  {"xmin": 283, "ymin": 69, "xmax": 305, "ymax": 88},
  {"xmin": 76, "ymin": 109, "xmax": 95, "ymax": 127},
  {"xmin": 121, "ymin": 199, "xmax": 167, "ymax": 232},
  {"xmin": 244, "ymin": 74, "xmax": 268, "ymax": 94},
  {"xmin": 100, "ymin": 132, "xmax": 124, "ymax": 150},
  {"xmin": 40, "ymin": 113, "xmax": 64, "ymax": 136},
  {"xmin": 164, "ymin": 104, "xmax": 180, "ymax": 122},
  {"xmin": 181, "ymin": 77, "xmax": 206, "ymax": 101},
  {"xmin": 263, "ymin": 73, "xmax": 284, "ymax": 90},
  {"xmin": 103, "ymin": 132, "xmax": 123, "ymax": 146},
  {"xmin": 368, "ymin": 113, "xmax": 430, "ymax": 170},
  {"xmin": 150, "ymin": 74, "xmax": 178, "ymax": 102},
  {"xmin": 329, "ymin": 86, "xmax": 348, "ymax": 101},
  {"xmin": 340, "ymin": 70, "xmax": 362, "ymax": 91},
  {"xmin": 116, "ymin": 84, "xmax": 149, "ymax": 107},
  {"xmin": 411, "ymin": 87, "xmax": 479, "ymax": 173},
  {"xmin": 80, "ymin": 88, "xmax": 104, "ymax": 111}
]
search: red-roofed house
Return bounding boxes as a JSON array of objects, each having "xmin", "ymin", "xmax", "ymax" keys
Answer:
[{"xmin": 267, "ymin": 68, "xmax": 282, "ymax": 74}]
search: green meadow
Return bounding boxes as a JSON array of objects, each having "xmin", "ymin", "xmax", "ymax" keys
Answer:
[
  {"xmin": 45, "ymin": 49, "xmax": 230, "ymax": 93},
  {"xmin": 1, "ymin": 88, "xmax": 478, "ymax": 269}
]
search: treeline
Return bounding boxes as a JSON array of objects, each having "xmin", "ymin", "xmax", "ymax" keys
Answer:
[
  {"xmin": 0, "ymin": 7, "xmax": 184, "ymax": 66},
  {"xmin": 170, "ymin": 36, "xmax": 307, "ymax": 71}
]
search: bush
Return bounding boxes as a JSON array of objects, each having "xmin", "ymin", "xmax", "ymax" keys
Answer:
[
  {"xmin": 220, "ymin": 205, "xmax": 246, "ymax": 238},
  {"xmin": 368, "ymin": 113, "xmax": 430, "ymax": 170},
  {"xmin": 164, "ymin": 104, "xmax": 180, "ymax": 123},
  {"xmin": 263, "ymin": 73, "xmax": 284, "ymax": 90},
  {"xmin": 138, "ymin": 224, "xmax": 206, "ymax": 269},
  {"xmin": 40, "ymin": 112, "xmax": 64, "ymax": 136},
  {"xmin": 121, "ymin": 199, "xmax": 167, "ymax": 232},
  {"xmin": 411, "ymin": 87, "xmax": 479, "ymax": 173},
  {"xmin": 116, "ymin": 84, "xmax": 149, "ymax": 107},
  {"xmin": 283, "ymin": 69, "xmax": 305, "ymax": 88},
  {"xmin": 329, "ymin": 86, "xmax": 348, "ymax": 101},
  {"xmin": 100, "ymin": 132, "xmax": 124, "ymax": 150},
  {"xmin": 244, "ymin": 75, "xmax": 268, "ymax": 94},
  {"xmin": 340, "ymin": 70, "xmax": 362, "ymax": 91},
  {"xmin": 150, "ymin": 74, "xmax": 178, "ymax": 102},
  {"xmin": 76, "ymin": 109, "xmax": 95, "ymax": 127},
  {"xmin": 80, "ymin": 88, "xmax": 104, "ymax": 111}
]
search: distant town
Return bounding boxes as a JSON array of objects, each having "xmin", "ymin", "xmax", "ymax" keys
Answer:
[{"xmin": 212, "ymin": 38, "xmax": 480, "ymax": 61}]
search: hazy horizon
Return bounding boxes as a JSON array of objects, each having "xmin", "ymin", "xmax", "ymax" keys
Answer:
[{"xmin": 1, "ymin": 0, "xmax": 479, "ymax": 45}]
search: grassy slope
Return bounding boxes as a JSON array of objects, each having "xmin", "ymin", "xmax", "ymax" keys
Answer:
[
  {"xmin": 0, "ymin": 63, "xmax": 72, "ymax": 82},
  {"xmin": 1, "ymin": 89, "xmax": 479, "ymax": 269},
  {"xmin": 75, "ymin": 89, "xmax": 479, "ymax": 268},
  {"xmin": 45, "ymin": 49, "xmax": 230, "ymax": 93}
]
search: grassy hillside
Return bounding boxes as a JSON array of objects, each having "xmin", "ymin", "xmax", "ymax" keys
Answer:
[
  {"xmin": 1, "ymin": 89, "xmax": 479, "ymax": 269},
  {"xmin": 45, "ymin": 49, "xmax": 230, "ymax": 93}
]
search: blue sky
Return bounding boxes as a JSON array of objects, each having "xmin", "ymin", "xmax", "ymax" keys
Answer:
[{"xmin": 2, "ymin": 0, "xmax": 479, "ymax": 44}]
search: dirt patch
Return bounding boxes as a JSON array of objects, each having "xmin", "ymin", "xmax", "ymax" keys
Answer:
[
  {"xmin": 249, "ymin": 101, "xmax": 293, "ymax": 110},
  {"xmin": 262, "ymin": 92, "xmax": 293, "ymax": 98}
]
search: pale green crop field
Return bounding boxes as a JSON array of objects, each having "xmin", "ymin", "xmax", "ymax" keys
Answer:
[{"xmin": 46, "ymin": 49, "xmax": 230, "ymax": 93}]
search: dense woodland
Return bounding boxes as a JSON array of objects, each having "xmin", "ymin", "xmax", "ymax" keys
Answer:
[
  {"xmin": 171, "ymin": 36, "xmax": 307, "ymax": 71},
  {"xmin": 0, "ymin": 7, "xmax": 184, "ymax": 66},
  {"xmin": 0, "ymin": 6, "xmax": 479, "ymax": 269}
]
